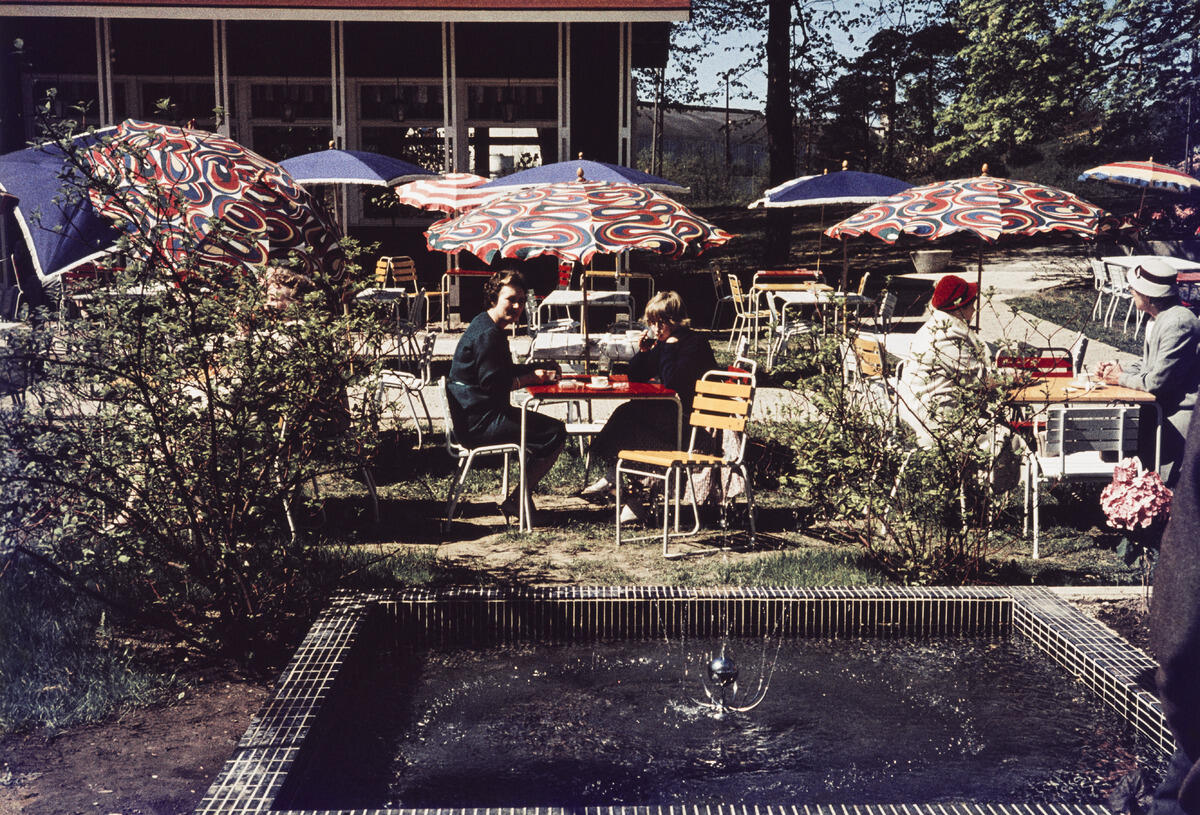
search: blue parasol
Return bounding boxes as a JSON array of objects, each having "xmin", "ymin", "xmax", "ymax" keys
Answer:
[
  {"xmin": 0, "ymin": 131, "xmax": 121, "ymax": 283},
  {"xmin": 278, "ymin": 148, "xmax": 435, "ymax": 187},
  {"xmin": 478, "ymin": 155, "xmax": 688, "ymax": 194}
]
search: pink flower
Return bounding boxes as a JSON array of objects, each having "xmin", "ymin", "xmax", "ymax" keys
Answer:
[{"xmin": 1100, "ymin": 458, "xmax": 1172, "ymax": 531}]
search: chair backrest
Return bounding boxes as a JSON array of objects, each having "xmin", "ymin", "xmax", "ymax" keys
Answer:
[
  {"xmin": 388, "ymin": 256, "xmax": 420, "ymax": 293},
  {"xmin": 687, "ymin": 376, "xmax": 755, "ymax": 460},
  {"xmin": 995, "ymin": 346, "xmax": 1073, "ymax": 378},
  {"xmin": 373, "ymin": 256, "xmax": 393, "ymax": 288},
  {"xmin": 877, "ymin": 291, "xmax": 898, "ymax": 334},
  {"xmin": 398, "ymin": 330, "xmax": 436, "ymax": 382},
  {"xmin": 857, "ymin": 271, "xmax": 870, "ymax": 296},
  {"xmin": 436, "ymin": 376, "xmax": 466, "ymax": 456},
  {"xmin": 852, "ymin": 335, "xmax": 885, "ymax": 379},
  {"xmin": 1043, "ymin": 405, "xmax": 1140, "ymax": 466},
  {"xmin": 1069, "ymin": 332, "xmax": 1089, "ymax": 375},
  {"xmin": 1106, "ymin": 262, "xmax": 1130, "ymax": 294},
  {"xmin": 727, "ymin": 274, "xmax": 748, "ymax": 313},
  {"xmin": 1090, "ymin": 259, "xmax": 1107, "ymax": 290}
]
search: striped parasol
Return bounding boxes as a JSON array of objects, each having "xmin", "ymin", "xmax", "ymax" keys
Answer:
[
  {"xmin": 425, "ymin": 179, "xmax": 731, "ymax": 265},
  {"xmin": 394, "ymin": 172, "xmax": 501, "ymax": 215},
  {"xmin": 1078, "ymin": 160, "xmax": 1200, "ymax": 195}
]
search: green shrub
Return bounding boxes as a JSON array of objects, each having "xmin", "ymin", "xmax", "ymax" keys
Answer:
[{"xmin": 0, "ymin": 115, "xmax": 387, "ymax": 661}]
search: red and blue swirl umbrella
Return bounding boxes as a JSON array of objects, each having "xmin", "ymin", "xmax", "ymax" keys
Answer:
[
  {"xmin": 825, "ymin": 173, "xmax": 1105, "ymax": 244},
  {"xmin": 826, "ymin": 172, "xmax": 1105, "ymax": 323},
  {"xmin": 84, "ymin": 119, "xmax": 344, "ymax": 283},
  {"xmin": 424, "ymin": 179, "xmax": 731, "ymax": 265}
]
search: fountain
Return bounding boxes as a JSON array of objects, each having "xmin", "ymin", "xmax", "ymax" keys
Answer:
[{"xmin": 195, "ymin": 587, "xmax": 1173, "ymax": 815}]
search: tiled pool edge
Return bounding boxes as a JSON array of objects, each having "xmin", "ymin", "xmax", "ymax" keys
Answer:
[{"xmin": 195, "ymin": 586, "xmax": 1169, "ymax": 815}]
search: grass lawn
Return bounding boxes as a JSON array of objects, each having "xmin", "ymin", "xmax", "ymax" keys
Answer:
[{"xmin": 1008, "ymin": 281, "xmax": 1145, "ymax": 358}]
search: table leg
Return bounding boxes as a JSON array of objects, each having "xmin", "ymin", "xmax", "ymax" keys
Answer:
[{"xmin": 519, "ymin": 399, "xmax": 531, "ymax": 531}]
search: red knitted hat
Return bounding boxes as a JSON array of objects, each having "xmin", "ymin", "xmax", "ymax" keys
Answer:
[{"xmin": 930, "ymin": 274, "xmax": 978, "ymax": 312}]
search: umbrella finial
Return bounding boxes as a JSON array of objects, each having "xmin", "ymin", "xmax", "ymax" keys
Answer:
[
  {"xmin": 578, "ymin": 152, "xmax": 584, "ymax": 160},
  {"xmin": 577, "ymin": 166, "xmax": 585, "ymax": 181},
  {"xmin": 841, "ymin": 160, "xmax": 848, "ymax": 171},
  {"xmin": 328, "ymin": 140, "xmax": 336, "ymax": 150},
  {"xmin": 980, "ymin": 163, "xmax": 989, "ymax": 176}
]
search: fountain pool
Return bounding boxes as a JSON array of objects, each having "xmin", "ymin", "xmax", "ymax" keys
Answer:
[{"xmin": 195, "ymin": 587, "xmax": 1172, "ymax": 815}]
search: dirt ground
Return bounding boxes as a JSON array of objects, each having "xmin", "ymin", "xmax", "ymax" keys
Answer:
[
  {"xmin": 0, "ymin": 569, "xmax": 1154, "ymax": 815},
  {"xmin": 0, "ymin": 671, "xmax": 268, "ymax": 815}
]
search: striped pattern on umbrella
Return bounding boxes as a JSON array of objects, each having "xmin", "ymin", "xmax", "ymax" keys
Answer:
[
  {"xmin": 425, "ymin": 180, "xmax": 732, "ymax": 265},
  {"xmin": 1078, "ymin": 161, "xmax": 1200, "ymax": 194},
  {"xmin": 394, "ymin": 173, "xmax": 501, "ymax": 215},
  {"xmin": 825, "ymin": 175, "xmax": 1105, "ymax": 244},
  {"xmin": 85, "ymin": 119, "xmax": 344, "ymax": 281}
]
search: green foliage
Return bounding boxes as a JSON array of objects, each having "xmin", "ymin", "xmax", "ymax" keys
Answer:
[
  {"xmin": 0, "ymin": 115, "xmax": 390, "ymax": 661},
  {"xmin": 768, "ymin": 325, "xmax": 1017, "ymax": 584},
  {"xmin": 934, "ymin": 0, "xmax": 1109, "ymax": 169}
]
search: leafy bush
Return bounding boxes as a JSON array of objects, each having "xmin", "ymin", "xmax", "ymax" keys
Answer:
[
  {"xmin": 770, "ymin": 327, "xmax": 1018, "ymax": 584},
  {"xmin": 0, "ymin": 114, "xmax": 387, "ymax": 660}
]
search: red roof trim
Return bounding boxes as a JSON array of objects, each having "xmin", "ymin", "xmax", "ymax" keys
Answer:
[{"xmin": 5, "ymin": 0, "xmax": 688, "ymax": 8}]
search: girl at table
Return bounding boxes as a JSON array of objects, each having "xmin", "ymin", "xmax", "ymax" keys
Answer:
[
  {"xmin": 447, "ymin": 268, "xmax": 566, "ymax": 521},
  {"xmin": 1095, "ymin": 258, "xmax": 1200, "ymax": 486},
  {"xmin": 581, "ymin": 291, "xmax": 717, "ymax": 518}
]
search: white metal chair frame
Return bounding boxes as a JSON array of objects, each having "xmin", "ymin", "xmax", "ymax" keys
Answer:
[
  {"xmin": 727, "ymin": 274, "xmax": 771, "ymax": 352},
  {"xmin": 615, "ymin": 373, "xmax": 756, "ymax": 557},
  {"xmin": 764, "ymin": 290, "xmax": 817, "ymax": 370},
  {"xmin": 435, "ymin": 377, "xmax": 522, "ymax": 531},
  {"xmin": 1023, "ymin": 404, "xmax": 1158, "ymax": 559},
  {"xmin": 377, "ymin": 330, "xmax": 436, "ymax": 447}
]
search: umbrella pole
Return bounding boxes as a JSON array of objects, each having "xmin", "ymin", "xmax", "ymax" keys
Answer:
[
  {"xmin": 976, "ymin": 240, "xmax": 983, "ymax": 330},
  {"xmin": 580, "ymin": 263, "xmax": 590, "ymax": 376},
  {"xmin": 815, "ymin": 205, "xmax": 824, "ymax": 273},
  {"xmin": 840, "ymin": 236, "xmax": 848, "ymax": 293}
]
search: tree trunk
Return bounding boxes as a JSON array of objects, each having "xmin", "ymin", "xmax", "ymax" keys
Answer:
[{"xmin": 764, "ymin": 0, "xmax": 795, "ymax": 266}]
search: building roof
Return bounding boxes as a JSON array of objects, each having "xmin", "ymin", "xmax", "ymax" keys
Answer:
[{"xmin": 1, "ymin": 0, "xmax": 689, "ymax": 21}]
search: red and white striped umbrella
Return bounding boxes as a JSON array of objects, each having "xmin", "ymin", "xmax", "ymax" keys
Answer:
[
  {"xmin": 1078, "ymin": 160, "xmax": 1200, "ymax": 194},
  {"xmin": 393, "ymin": 172, "xmax": 501, "ymax": 215}
]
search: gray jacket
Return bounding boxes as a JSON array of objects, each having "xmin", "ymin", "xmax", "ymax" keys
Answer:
[{"xmin": 1120, "ymin": 304, "xmax": 1200, "ymax": 416}]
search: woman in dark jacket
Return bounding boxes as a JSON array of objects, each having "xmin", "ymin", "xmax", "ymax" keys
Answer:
[
  {"xmin": 582, "ymin": 290, "xmax": 717, "ymax": 514},
  {"xmin": 447, "ymin": 268, "xmax": 565, "ymax": 519}
]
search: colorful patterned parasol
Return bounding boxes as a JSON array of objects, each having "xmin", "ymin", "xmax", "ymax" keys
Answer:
[
  {"xmin": 825, "ymin": 171, "xmax": 1105, "ymax": 244},
  {"xmin": 826, "ymin": 170, "xmax": 1105, "ymax": 325},
  {"xmin": 1078, "ymin": 160, "xmax": 1200, "ymax": 195},
  {"xmin": 84, "ymin": 119, "xmax": 344, "ymax": 283},
  {"xmin": 393, "ymin": 172, "xmax": 500, "ymax": 215},
  {"xmin": 425, "ymin": 179, "xmax": 731, "ymax": 265}
]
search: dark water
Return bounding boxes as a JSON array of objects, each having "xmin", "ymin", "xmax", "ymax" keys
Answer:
[{"xmin": 280, "ymin": 635, "xmax": 1162, "ymax": 810}]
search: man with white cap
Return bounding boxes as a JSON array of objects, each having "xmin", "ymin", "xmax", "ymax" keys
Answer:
[{"xmin": 1096, "ymin": 257, "xmax": 1200, "ymax": 486}]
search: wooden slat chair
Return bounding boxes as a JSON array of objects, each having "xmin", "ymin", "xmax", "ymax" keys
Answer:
[
  {"xmin": 356, "ymin": 256, "xmax": 445, "ymax": 324},
  {"xmin": 387, "ymin": 256, "xmax": 445, "ymax": 326},
  {"xmin": 1024, "ymin": 404, "xmax": 1153, "ymax": 559},
  {"xmin": 615, "ymin": 375, "xmax": 756, "ymax": 557}
]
